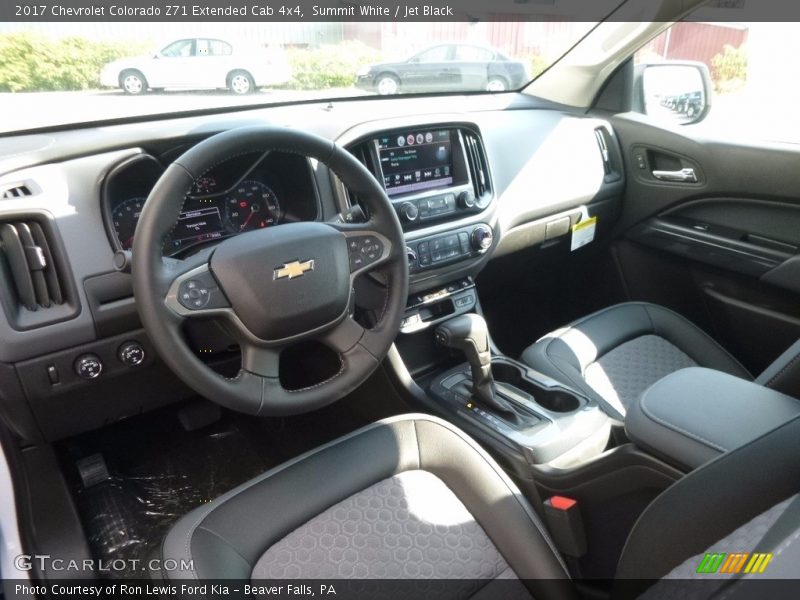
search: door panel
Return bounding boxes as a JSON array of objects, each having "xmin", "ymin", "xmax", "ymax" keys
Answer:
[{"xmin": 605, "ymin": 112, "xmax": 800, "ymax": 374}]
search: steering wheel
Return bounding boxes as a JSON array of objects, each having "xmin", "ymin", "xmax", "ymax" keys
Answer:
[{"xmin": 132, "ymin": 126, "xmax": 408, "ymax": 416}]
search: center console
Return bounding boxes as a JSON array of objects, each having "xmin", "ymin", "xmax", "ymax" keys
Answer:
[
  {"xmin": 626, "ymin": 367, "xmax": 800, "ymax": 470},
  {"xmin": 347, "ymin": 122, "xmax": 611, "ymax": 468},
  {"xmin": 372, "ymin": 127, "xmax": 491, "ymax": 228},
  {"xmin": 430, "ymin": 357, "xmax": 610, "ymax": 466},
  {"xmin": 345, "ymin": 124, "xmax": 496, "ymax": 282},
  {"xmin": 423, "ymin": 313, "xmax": 610, "ymax": 468}
]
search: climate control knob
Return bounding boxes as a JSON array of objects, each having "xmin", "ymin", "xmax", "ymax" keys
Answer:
[
  {"xmin": 400, "ymin": 202, "xmax": 419, "ymax": 222},
  {"xmin": 471, "ymin": 225, "xmax": 494, "ymax": 251},
  {"xmin": 74, "ymin": 354, "xmax": 103, "ymax": 380}
]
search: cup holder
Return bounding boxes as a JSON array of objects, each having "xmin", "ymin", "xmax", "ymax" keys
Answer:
[{"xmin": 491, "ymin": 362, "xmax": 580, "ymax": 413}]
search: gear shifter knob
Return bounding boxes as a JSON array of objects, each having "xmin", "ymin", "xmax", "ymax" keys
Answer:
[
  {"xmin": 434, "ymin": 313, "xmax": 491, "ymax": 367},
  {"xmin": 435, "ymin": 314, "xmax": 515, "ymax": 415}
]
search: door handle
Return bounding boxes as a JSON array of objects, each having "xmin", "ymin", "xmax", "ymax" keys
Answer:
[{"xmin": 652, "ymin": 167, "xmax": 698, "ymax": 183}]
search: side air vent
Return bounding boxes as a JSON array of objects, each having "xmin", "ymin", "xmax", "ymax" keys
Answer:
[
  {"xmin": 340, "ymin": 142, "xmax": 375, "ymax": 214},
  {"xmin": 0, "ymin": 215, "xmax": 78, "ymax": 329},
  {"xmin": 594, "ymin": 126, "xmax": 621, "ymax": 183},
  {"xmin": 2, "ymin": 183, "xmax": 34, "ymax": 199},
  {"xmin": 462, "ymin": 130, "xmax": 492, "ymax": 204}
]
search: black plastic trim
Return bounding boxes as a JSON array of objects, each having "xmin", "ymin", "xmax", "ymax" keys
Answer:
[{"xmin": 628, "ymin": 216, "xmax": 792, "ymax": 278}]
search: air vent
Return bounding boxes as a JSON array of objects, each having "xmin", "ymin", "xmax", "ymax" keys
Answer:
[
  {"xmin": 462, "ymin": 130, "xmax": 492, "ymax": 202},
  {"xmin": 594, "ymin": 127, "xmax": 621, "ymax": 182},
  {"xmin": 341, "ymin": 142, "xmax": 376, "ymax": 213},
  {"xmin": 0, "ymin": 219, "xmax": 65, "ymax": 313},
  {"xmin": 2, "ymin": 183, "xmax": 34, "ymax": 199}
]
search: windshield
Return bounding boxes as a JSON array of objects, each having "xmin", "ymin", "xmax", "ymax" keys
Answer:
[{"xmin": 0, "ymin": 21, "xmax": 597, "ymax": 133}]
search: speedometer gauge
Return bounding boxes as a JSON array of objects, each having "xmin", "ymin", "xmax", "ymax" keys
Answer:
[
  {"xmin": 112, "ymin": 196, "xmax": 146, "ymax": 250},
  {"xmin": 225, "ymin": 180, "xmax": 281, "ymax": 233}
]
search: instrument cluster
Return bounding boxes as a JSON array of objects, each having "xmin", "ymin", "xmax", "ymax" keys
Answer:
[{"xmin": 103, "ymin": 151, "xmax": 319, "ymax": 257}]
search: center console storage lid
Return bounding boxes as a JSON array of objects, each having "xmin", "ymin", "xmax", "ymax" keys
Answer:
[{"xmin": 625, "ymin": 367, "xmax": 800, "ymax": 471}]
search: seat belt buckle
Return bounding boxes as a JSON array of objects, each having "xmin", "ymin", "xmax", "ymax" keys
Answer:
[{"xmin": 543, "ymin": 496, "xmax": 587, "ymax": 557}]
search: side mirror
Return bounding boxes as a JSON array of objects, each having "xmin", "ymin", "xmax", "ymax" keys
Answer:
[{"xmin": 635, "ymin": 62, "xmax": 713, "ymax": 125}]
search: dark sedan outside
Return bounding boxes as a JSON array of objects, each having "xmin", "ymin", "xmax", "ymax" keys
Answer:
[{"xmin": 355, "ymin": 43, "xmax": 530, "ymax": 95}]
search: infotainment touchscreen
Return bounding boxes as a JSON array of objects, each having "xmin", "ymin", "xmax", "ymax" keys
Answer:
[{"xmin": 376, "ymin": 130, "xmax": 453, "ymax": 196}]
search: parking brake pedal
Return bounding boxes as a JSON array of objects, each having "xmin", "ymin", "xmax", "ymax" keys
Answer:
[
  {"xmin": 178, "ymin": 400, "xmax": 222, "ymax": 432},
  {"xmin": 76, "ymin": 453, "xmax": 110, "ymax": 489}
]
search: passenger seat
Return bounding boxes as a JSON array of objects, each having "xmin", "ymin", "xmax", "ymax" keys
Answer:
[{"xmin": 519, "ymin": 302, "xmax": 751, "ymax": 421}]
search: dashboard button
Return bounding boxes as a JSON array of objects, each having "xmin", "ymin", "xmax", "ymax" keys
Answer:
[
  {"xmin": 458, "ymin": 190, "xmax": 476, "ymax": 208},
  {"xmin": 400, "ymin": 202, "xmax": 419, "ymax": 222},
  {"xmin": 471, "ymin": 225, "xmax": 494, "ymax": 251},
  {"xmin": 75, "ymin": 354, "xmax": 103, "ymax": 380},
  {"xmin": 118, "ymin": 341, "xmax": 145, "ymax": 366}
]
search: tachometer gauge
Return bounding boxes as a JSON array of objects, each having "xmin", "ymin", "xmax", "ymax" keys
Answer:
[
  {"xmin": 225, "ymin": 180, "xmax": 281, "ymax": 233},
  {"xmin": 112, "ymin": 196, "xmax": 146, "ymax": 250}
]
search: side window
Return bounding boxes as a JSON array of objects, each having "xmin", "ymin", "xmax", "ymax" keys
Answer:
[
  {"xmin": 455, "ymin": 46, "xmax": 493, "ymax": 62},
  {"xmin": 416, "ymin": 46, "xmax": 451, "ymax": 63},
  {"xmin": 634, "ymin": 22, "xmax": 800, "ymax": 144},
  {"xmin": 209, "ymin": 40, "xmax": 233, "ymax": 56},
  {"xmin": 197, "ymin": 39, "xmax": 232, "ymax": 56},
  {"xmin": 161, "ymin": 39, "xmax": 194, "ymax": 58}
]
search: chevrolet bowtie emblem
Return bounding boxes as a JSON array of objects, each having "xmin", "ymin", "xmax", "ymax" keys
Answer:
[{"xmin": 273, "ymin": 259, "xmax": 315, "ymax": 280}]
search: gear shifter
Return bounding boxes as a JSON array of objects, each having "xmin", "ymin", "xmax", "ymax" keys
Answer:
[{"xmin": 435, "ymin": 314, "xmax": 516, "ymax": 416}]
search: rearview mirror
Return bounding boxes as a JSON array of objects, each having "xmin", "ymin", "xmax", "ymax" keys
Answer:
[{"xmin": 636, "ymin": 62, "xmax": 713, "ymax": 125}]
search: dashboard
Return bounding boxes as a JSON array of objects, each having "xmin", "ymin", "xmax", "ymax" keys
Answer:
[
  {"xmin": 0, "ymin": 93, "xmax": 624, "ymax": 441},
  {"xmin": 103, "ymin": 151, "xmax": 319, "ymax": 257}
]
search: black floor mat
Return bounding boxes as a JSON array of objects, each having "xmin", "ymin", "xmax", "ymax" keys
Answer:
[
  {"xmin": 61, "ymin": 366, "xmax": 414, "ymax": 579},
  {"xmin": 71, "ymin": 422, "xmax": 273, "ymax": 578}
]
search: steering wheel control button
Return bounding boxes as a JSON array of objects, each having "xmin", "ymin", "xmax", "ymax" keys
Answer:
[
  {"xmin": 180, "ymin": 280, "xmax": 211, "ymax": 309},
  {"xmin": 74, "ymin": 354, "xmax": 103, "ymax": 380},
  {"xmin": 177, "ymin": 271, "xmax": 230, "ymax": 311},
  {"xmin": 348, "ymin": 235, "xmax": 384, "ymax": 272},
  {"xmin": 118, "ymin": 341, "xmax": 145, "ymax": 366}
]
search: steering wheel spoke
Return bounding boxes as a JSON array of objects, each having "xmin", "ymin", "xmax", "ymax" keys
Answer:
[
  {"xmin": 241, "ymin": 343, "xmax": 281, "ymax": 378},
  {"xmin": 319, "ymin": 315, "xmax": 366, "ymax": 354},
  {"xmin": 329, "ymin": 222, "xmax": 394, "ymax": 278}
]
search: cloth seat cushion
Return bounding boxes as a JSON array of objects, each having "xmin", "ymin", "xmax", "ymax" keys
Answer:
[{"xmin": 519, "ymin": 302, "xmax": 751, "ymax": 421}]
